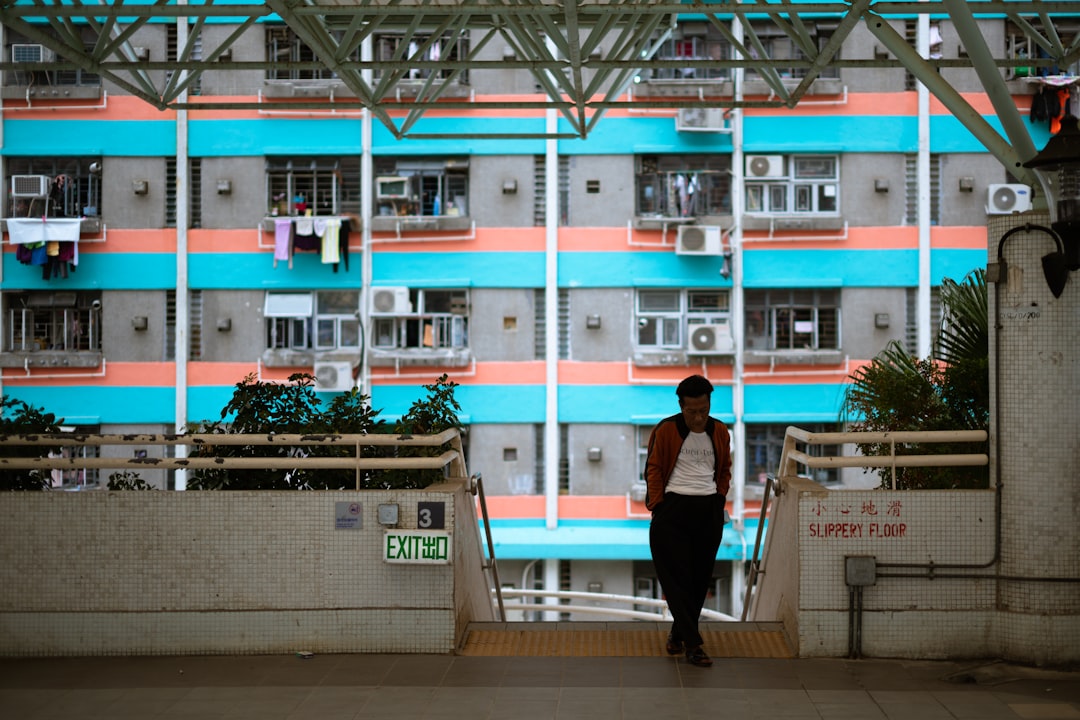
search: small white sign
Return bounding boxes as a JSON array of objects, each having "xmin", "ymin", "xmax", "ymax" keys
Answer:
[
  {"xmin": 335, "ymin": 502, "xmax": 363, "ymax": 530},
  {"xmin": 384, "ymin": 530, "xmax": 452, "ymax": 564}
]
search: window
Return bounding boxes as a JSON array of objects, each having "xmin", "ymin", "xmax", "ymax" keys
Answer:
[
  {"xmin": 5, "ymin": 158, "xmax": 102, "ymax": 218},
  {"xmin": 373, "ymin": 158, "xmax": 469, "ymax": 218},
  {"xmin": 746, "ymin": 423, "xmax": 842, "ymax": 487},
  {"xmin": 904, "ymin": 153, "xmax": 940, "ymax": 225},
  {"xmin": 266, "ymin": 25, "xmax": 357, "ymax": 81},
  {"xmin": 3, "ymin": 291, "xmax": 101, "ymax": 353},
  {"xmin": 745, "ymin": 155, "xmax": 838, "ymax": 216},
  {"xmin": 744, "ymin": 289, "xmax": 840, "ymax": 351},
  {"xmin": 49, "ymin": 427, "xmax": 102, "ymax": 490},
  {"xmin": 5, "ymin": 33, "xmax": 100, "ymax": 88},
  {"xmin": 637, "ymin": 155, "xmax": 732, "ymax": 218},
  {"xmin": 374, "ymin": 31, "xmax": 470, "ymax": 83},
  {"xmin": 636, "ymin": 289, "xmax": 731, "ymax": 350},
  {"xmin": 649, "ymin": 28, "xmax": 732, "ymax": 81},
  {"xmin": 264, "ymin": 291, "xmax": 360, "ymax": 351},
  {"xmin": 371, "ymin": 289, "xmax": 468, "ymax": 351},
  {"xmin": 746, "ymin": 22, "xmax": 839, "ymax": 81},
  {"xmin": 266, "ymin": 156, "xmax": 359, "ymax": 217}
]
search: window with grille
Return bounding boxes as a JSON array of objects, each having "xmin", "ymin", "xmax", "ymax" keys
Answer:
[
  {"xmin": 635, "ymin": 289, "xmax": 731, "ymax": 350},
  {"xmin": 746, "ymin": 22, "xmax": 840, "ymax": 81},
  {"xmin": 370, "ymin": 289, "xmax": 468, "ymax": 351},
  {"xmin": 636, "ymin": 155, "xmax": 731, "ymax": 218},
  {"xmin": 5, "ymin": 158, "xmax": 101, "ymax": 219},
  {"xmin": 266, "ymin": 25, "xmax": 358, "ymax": 81},
  {"xmin": 265, "ymin": 291, "xmax": 361, "ymax": 351},
  {"xmin": 746, "ymin": 423, "xmax": 842, "ymax": 486},
  {"xmin": 266, "ymin": 156, "xmax": 359, "ymax": 217},
  {"xmin": 374, "ymin": 31, "xmax": 470, "ymax": 83},
  {"xmin": 744, "ymin": 289, "xmax": 840, "ymax": 351},
  {"xmin": 904, "ymin": 286, "xmax": 942, "ymax": 356},
  {"xmin": 166, "ymin": 23, "xmax": 202, "ymax": 95},
  {"xmin": 164, "ymin": 290, "xmax": 204, "ymax": 361},
  {"xmin": 373, "ymin": 158, "xmax": 468, "ymax": 218},
  {"xmin": 5, "ymin": 31, "xmax": 100, "ymax": 88},
  {"xmin": 745, "ymin": 155, "xmax": 838, "ymax": 216},
  {"xmin": 3, "ymin": 291, "xmax": 101, "ymax": 353},
  {"xmin": 533, "ymin": 155, "xmax": 570, "ymax": 226},
  {"xmin": 649, "ymin": 28, "xmax": 732, "ymax": 81}
]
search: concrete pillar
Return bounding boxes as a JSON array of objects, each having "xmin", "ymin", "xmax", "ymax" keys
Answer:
[{"xmin": 987, "ymin": 212, "xmax": 1080, "ymax": 664}]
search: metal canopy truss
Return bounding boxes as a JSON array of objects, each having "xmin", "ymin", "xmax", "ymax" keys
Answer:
[{"xmin": 1, "ymin": 1, "xmax": 1079, "ymax": 154}]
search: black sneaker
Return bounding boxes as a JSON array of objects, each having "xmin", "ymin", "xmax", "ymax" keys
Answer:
[
  {"xmin": 685, "ymin": 645, "xmax": 713, "ymax": 667},
  {"xmin": 665, "ymin": 634, "xmax": 684, "ymax": 655}
]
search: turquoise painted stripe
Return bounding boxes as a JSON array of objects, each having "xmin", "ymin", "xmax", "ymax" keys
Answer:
[
  {"xmin": 190, "ymin": 252, "xmax": 361, "ymax": 289},
  {"xmin": 370, "ymin": 383, "xmax": 547, "ymax": 424},
  {"xmin": 559, "ymin": 117, "xmax": 734, "ymax": 155},
  {"xmin": 2, "ymin": 121, "xmax": 175, "ymax": 156},
  {"xmin": 190, "ymin": 119, "xmax": 362, "ymax": 156},
  {"xmin": 2, "ymin": 253, "xmax": 176, "ymax": 290},
  {"xmin": 559, "ymin": 384, "xmax": 734, "ymax": 424},
  {"xmin": 486, "ymin": 518, "xmax": 760, "ymax": 560},
  {"xmin": 933, "ymin": 249, "xmax": 987, "ymax": 285},
  {"xmin": 374, "ymin": 251, "xmax": 545, "ymax": 288},
  {"xmin": 3, "ymin": 387, "xmax": 175, "ymax": 425},
  {"xmin": 187, "ymin": 386, "xmax": 239, "ymax": 425},
  {"xmin": 559, "ymin": 251, "xmax": 732, "ymax": 288},
  {"xmin": 743, "ymin": 383, "xmax": 848, "ymax": 423}
]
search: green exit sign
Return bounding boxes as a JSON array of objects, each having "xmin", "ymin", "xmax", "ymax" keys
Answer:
[{"xmin": 383, "ymin": 530, "xmax": 452, "ymax": 564}]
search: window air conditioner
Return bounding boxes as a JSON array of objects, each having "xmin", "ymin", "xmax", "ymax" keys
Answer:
[
  {"xmin": 746, "ymin": 154, "xmax": 784, "ymax": 178},
  {"xmin": 369, "ymin": 286, "xmax": 411, "ymax": 314},
  {"xmin": 688, "ymin": 322, "xmax": 735, "ymax": 354},
  {"xmin": 676, "ymin": 107, "xmax": 727, "ymax": 133},
  {"xmin": 986, "ymin": 184, "xmax": 1031, "ymax": 215},
  {"xmin": 11, "ymin": 175, "xmax": 52, "ymax": 198},
  {"xmin": 676, "ymin": 225, "xmax": 723, "ymax": 255},
  {"xmin": 11, "ymin": 44, "xmax": 55, "ymax": 63},
  {"xmin": 313, "ymin": 361, "xmax": 354, "ymax": 393}
]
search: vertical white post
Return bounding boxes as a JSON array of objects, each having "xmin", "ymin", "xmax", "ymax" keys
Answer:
[
  {"xmin": 174, "ymin": 3, "xmax": 190, "ymax": 489},
  {"xmin": 360, "ymin": 37, "xmax": 373, "ymax": 398},
  {"xmin": 916, "ymin": 10, "xmax": 932, "ymax": 359},
  {"xmin": 544, "ymin": 39, "xmax": 560, "ymax": 532}
]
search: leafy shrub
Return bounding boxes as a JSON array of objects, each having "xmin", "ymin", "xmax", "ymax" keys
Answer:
[{"xmin": 0, "ymin": 397, "xmax": 63, "ymax": 491}]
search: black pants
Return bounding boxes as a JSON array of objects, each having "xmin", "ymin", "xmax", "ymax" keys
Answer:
[{"xmin": 649, "ymin": 492, "xmax": 725, "ymax": 648}]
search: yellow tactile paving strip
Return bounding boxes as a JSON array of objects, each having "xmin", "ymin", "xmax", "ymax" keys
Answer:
[{"xmin": 459, "ymin": 629, "xmax": 794, "ymax": 658}]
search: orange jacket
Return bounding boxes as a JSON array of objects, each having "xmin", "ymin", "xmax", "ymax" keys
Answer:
[{"xmin": 644, "ymin": 413, "xmax": 732, "ymax": 511}]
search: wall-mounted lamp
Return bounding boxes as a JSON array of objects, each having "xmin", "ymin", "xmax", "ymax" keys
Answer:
[
  {"xmin": 874, "ymin": 313, "xmax": 890, "ymax": 329},
  {"xmin": 874, "ymin": 178, "xmax": 889, "ymax": 193},
  {"xmin": 502, "ymin": 179, "xmax": 518, "ymax": 195},
  {"xmin": 377, "ymin": 503, "xmax": 399, "ymax": 527},
  {"xmin": 958, "ymin": 176, "xmax": 975, "ymax": 192},
  {"xmin": 132, "ymin": 316, "xmax": 148, "ymax": 331},
  {"xmin": 1023, "ymin": 114, "xmax": 1080, "ymax": 271},
  {"xmin": 587, "ymin": 447, "xmax": 603, "ymax": 462},
  {"xmin": 216, "ymin": 179, "xmax": 233, "ymax": 195},
  {"xmin": 719, "ymin": 252, "xmax": 733, "ymax": 280},
  {"xmin": 585, "ymin": 313, "xmax": 602, "ymax": 329},
  {"xmin": 217, "ymin": 317, "xmax": 232, "ymax": 332},
  {"xmin": 132, "ymin": 179, "xmax": 149, "ymax": 195},
  {"xmin": 987, "ymin": 223, "xmax": 1070, "ymax": 299}
]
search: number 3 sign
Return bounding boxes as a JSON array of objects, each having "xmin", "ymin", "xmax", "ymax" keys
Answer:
[{"xmin": 417, "ymin": 501, "xmax": 446, "ymax": 529}]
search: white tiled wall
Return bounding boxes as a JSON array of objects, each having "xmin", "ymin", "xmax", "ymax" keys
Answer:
[{"xmin": 0, "ymin": 484, "xmax": 494, "ymax": 656}]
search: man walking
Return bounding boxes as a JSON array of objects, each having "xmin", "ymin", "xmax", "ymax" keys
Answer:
[{"xmin": 644, "ymin": 374, "xmax": 731, "ymax": 667}]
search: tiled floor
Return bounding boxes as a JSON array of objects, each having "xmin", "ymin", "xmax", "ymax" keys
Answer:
[{"xmin": 2, "ymin": 651, "xmax": 1079, "ymax": 719}]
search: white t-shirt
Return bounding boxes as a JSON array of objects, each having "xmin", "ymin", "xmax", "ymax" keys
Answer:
[{"xmin": 664, "ymin": 431, "xmax": 717, "ymax": 496}]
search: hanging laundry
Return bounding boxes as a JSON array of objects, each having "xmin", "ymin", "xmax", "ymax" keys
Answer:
[
  {"xmin": 293, "ymin": 215, "xmax": 319, "ymax": 252},
  {"xmin": 273, "ymin": 217, "xmax": 293, "ymax": 269},
  {"xmin": 321, "ymin": 217, "xmax": 341, "ymax": 264}
]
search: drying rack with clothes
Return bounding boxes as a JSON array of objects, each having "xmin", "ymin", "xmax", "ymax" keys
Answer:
[{"xmin": 271, "ymin": 215, "xmax": 352, "ymax": 273}]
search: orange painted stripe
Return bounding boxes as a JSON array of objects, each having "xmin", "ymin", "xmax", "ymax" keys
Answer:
[
  {"xmin": 559, "ymin": 361, "xmax": 735, "ymax": 386},
  {"xmin": 0, "ymin": 361, "xmax": 174, "ymax": 386},
  {"xmin": 481, "ymin": 494, "xmax": 763, "ymax": 521},
  {"xmin": 370, "ymin": 361, "xmax": 546, "ymax": 385},
  {"xmin": 372, "ymin": 226, "xmax": 545, "ymax": 253},
  {"xmin": 3, "ymin": 94, "xmax": 174, "ymax": 121},
  {"xmin": 83, "ymin": 228, "xmax": 175, "ymax": 254},
  {"xmin": 931, "ymin": 226, "xmax": 988, "ymax": 249}
]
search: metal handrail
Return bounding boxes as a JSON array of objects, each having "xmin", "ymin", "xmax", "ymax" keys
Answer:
[
  {"xmin": 472, "ymin": 471, "xmax": 505, "ymax": 622},
  {"xmin": 499, "ymin": 588, "xmax": 737, "ymax": 622},
  {"xmin": 741, "ymin": 426, "xmax": 989, "ymax": 621},
  {"xmin": 0, "ymin": 429, "xmax": 469, "ymax": 491}
]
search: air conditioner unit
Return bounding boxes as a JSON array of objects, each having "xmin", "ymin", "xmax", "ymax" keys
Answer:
[
  {"xmin": 676, "ymin": 225, "xmax": 723, "ymax": 255},
  {"xmin": 987, "ymin": 184, "xmax": 1031, "ymax": 215},
  {"xmin": 369, "ymin": 286, "xmax": 411, "ymax": 314},
  {"xmin": 688, "ymin": 322, "xmax": 735, "ymax": 354},
  {"xmin": 313, "ymin": 361, "xmax": 354, "ymax": 393},
  {"xmin": 676, "ymin": 107, "xmax": 727, "ymax": 133},
  {"xmin": 11, "ymin": 175, "xmax": 52, "ymax": 198},
  {"xmin": 11, "ymin": 44, "xmax": 55, "ymax": 63},
  {"xmin": 746, "ymin": 154, "xmax": 784, "ymax": 178}
]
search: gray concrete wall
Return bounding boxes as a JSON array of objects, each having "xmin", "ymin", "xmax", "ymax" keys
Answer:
[
  {"xmin": 105, "ymin": 158, "xmax": 167, "ymax": 229},
  {"xmin": 470, "ymin": 289, "xmax": 538, "ymax": 362},
  {"xmin": 566, "ymin": 156, "xmax": 636, "ymax": 227},
  {"xmin": 200, "ymin": 290, "xmax": 266, "ymax": 362},
  {"xmin": 467, "ymin": 424, "xmax": 537, "ymax": 495},
  {"xmin": 941, "ymin": 154, "xmax": 1007, "ymax": 226},
  {"xmin": 199, "ymin": 157, "xmax": 267, "ymax": 229},
  {"xmin": 843, "ymin": 21, "xmax": 908, "ymax": 93},
  {"xmin": 840, "ymin": 288, "xmax": 907, "ymax": 361},
  {"xmin": 468, "ymin": 156, "xmax": 535, "ymax": 227},
  {"xmin": 102, "ymin": 290, "xmax": 166, "ymax": 362},
  {"xmin": 198, "ymin": 25, "xmax": 267, "ymax": 96},
  {"xmin": 568, "ymin": 288, "xmax": 634, "ymax": 362},
  {"xmin": 841, "ymin": 154, "xmax": 907, "ymax": 227},
  {"xmin": 567, "ymin": 424, "xmax": 638, "ymax": 496}
]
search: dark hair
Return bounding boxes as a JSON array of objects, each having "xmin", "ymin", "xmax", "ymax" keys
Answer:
[{"xmin": 676, "ymin": 374, "xmax": 713, "ymax": 400}]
